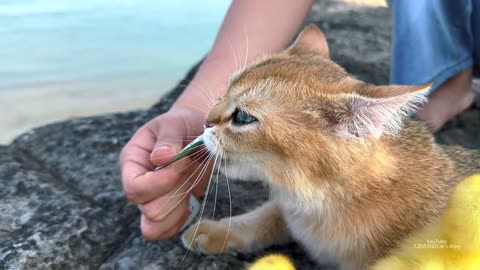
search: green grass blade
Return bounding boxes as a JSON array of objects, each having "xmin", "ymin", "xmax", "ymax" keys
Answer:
[{"xmin": 155, "ymin": 135, "xmax": 204, "ymax": 170}]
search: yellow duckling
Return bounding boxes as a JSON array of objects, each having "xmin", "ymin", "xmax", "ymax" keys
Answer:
[
  {"xmin": 371, "ymin": 174, "xmax": 480, "ymax": 270},
  {"xmin": 248, "ymin": 254, "xmax": 296, "ymax": 270}
]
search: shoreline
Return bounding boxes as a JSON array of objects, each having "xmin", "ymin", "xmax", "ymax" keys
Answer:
[{"xmin": 0, "ymin": 82, "xmax": 173, "ymax": 144}]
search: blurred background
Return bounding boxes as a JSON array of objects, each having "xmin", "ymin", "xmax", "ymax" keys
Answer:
[{"xmin": 0, "ymin": 0, "xmax": 230, "ymax": 144}]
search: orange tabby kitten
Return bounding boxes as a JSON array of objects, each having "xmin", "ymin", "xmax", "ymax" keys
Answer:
[{"xmin": 181, "ymin": 25, "xmax": 480, "ymax": 269}]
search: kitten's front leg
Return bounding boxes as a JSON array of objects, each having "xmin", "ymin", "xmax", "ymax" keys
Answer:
[{"xmin": 181, "ymin": 200, "xmax": 289, "ymax": 254}]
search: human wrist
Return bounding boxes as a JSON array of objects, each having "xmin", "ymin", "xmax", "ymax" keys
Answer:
[
  {"xmin": 171, "ymin": 54, "xmax": 232, "ymax": 114},
  {"xmin": 169, "ymin": 82, "xmax": 222, "ymax": 115},
  {"xmin": 193, "ymin": 53, "xmax": 234, "ymax": 96}
]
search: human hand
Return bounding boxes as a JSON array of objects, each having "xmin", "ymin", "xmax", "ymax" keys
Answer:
[{"xmin": 120, "ymin": 107, "xmax": 211, "ymax": 241}]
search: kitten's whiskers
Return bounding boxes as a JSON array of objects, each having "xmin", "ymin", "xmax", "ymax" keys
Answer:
[
  {"xmin": 159, "ymin": 149, "xmax": 211, "ymax": 199},
  {"xmin": 156, "ymin": 151, "xmax": 212, "ymax": 217},
  {"xmin": 218, "ymin": 137, "xmax": 232, "ymax": 254},
  {"xmin": 242, "ymin": 25, "xmax": 250, "ymax": 72},
  {"xmin": 177, "ymin": 151, "xmax": 219, "ymax": 270}
]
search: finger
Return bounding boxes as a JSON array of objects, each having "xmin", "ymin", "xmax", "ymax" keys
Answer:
[
  {"xmin": 119, "ymin": 123, "xmax": 157, "ymax": 167},
  {"xmin": 139, "ymin": 179, "xmax": 191, "ymax": 222},
  {"xmin": 192, "ymin": 161, "xmax": 214, "ymax": 198},
  {"xmin": 141, "ymin": 199, "xmax": 190, "ymax": 241},
  {"xmin": 166, "ymin": 209, "xmax": 191, "ymax": 237},
  {"xmin": 150, "ymin": 116, "xmax": 188, "ymax": 166},
  {"xmin": 120, "ymin": 126, "xmax": 162, "ymax": 203},
  {"xmin": 123, "ymin": 148, "xmax": 206, "ymax": 205},
  {"xmin": 120, "ymin": 125, "xmax": 157, "ymax": 176},
  {"xmin": 122, "ymin": 164, "xmax": 183, "ymax": 204}
]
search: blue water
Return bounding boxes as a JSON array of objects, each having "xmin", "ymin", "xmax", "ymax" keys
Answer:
[{"xmin": 0, "ymin": 0, "xmax": 230, "ymax": 92}]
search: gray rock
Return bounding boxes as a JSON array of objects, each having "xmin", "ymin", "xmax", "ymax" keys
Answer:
[
  {"xmin": 0, "ymin": 146, "xmax": 131, "ymax": 269},
  {"xmin": 436, "ymin": 119, "xmax": 480, "ymax": 150},
  {"xmin": 307, "ymin": 2, "xmax": 392, "ymax": 85},
  {"xmin": 11, "ymin": 111, "xmax": 151, "ymax": 212}
]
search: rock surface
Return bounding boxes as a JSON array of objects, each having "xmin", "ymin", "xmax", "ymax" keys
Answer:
[
  {"xmin": 0, "ymin": 146, "xmax": 131, "ymax": 269},
  {"xmin": 1, "ymin": 1, "xmax": 479, "ymax": 269}
]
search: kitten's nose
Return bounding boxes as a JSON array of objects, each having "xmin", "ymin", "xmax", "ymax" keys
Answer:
[{"xmin": 205, "ymin": 119, "xmax": 213, "ymax": 128}]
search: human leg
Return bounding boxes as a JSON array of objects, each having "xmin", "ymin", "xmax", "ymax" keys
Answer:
[{"xmin": 389, "ymin": 0, "xmax": 475, "ymax": 132}]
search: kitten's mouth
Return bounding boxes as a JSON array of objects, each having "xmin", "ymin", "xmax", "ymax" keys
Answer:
[
  {"xmin": 202, "ymin": 130, "xmax": 221, "ymax": 155},
  {"xmin": 201, "ymin": 130, "xmax": 232, "ymax": 165}
]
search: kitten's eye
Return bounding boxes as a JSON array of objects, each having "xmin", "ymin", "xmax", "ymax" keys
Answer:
[{"xmin": 232, "ymin": 110, "xmax": 257, "ymax": 125}]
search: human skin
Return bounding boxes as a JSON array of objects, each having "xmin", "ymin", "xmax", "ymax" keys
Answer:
[
  {"xmin": 416, "ymin": 67, "xmax": 475, "ymax": 132},
  {"xmin": 119, "ymin": 0, "xmax": 315, "ymax": 241}
]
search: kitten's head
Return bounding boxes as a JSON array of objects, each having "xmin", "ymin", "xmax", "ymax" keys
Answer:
[{"xmin": 203, "ymin": 25, "xmax": 430, "ymax": 190}]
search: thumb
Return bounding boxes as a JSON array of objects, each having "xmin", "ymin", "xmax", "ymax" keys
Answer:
[{"xmin": 150, "ymin": 115, "xmax": 188, "ymax": 166}]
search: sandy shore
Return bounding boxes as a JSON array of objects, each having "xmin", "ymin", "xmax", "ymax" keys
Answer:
[
  {"xmin": 0, "ymin": 81, "xmax": 173, "ymax": 144},
  {"xmin": 342, "ymin": 0, "xmax": 385, "ymax": 6}
]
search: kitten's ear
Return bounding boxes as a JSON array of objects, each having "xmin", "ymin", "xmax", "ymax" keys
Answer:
[
  {"xmin": 288, "ymin": 24, "xmax": 329, "ymax": 58},
  {"xmin": 323, "ymin": 83, "xmax": 432, "ymax": 138}
]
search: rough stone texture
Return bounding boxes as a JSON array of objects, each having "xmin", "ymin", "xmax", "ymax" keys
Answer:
[
  {"xmin": 1, "ymin": 1, "xmax": 479, "ymax": 269},
  {"xmin": 0, "ymin": 147, "xmax": 130, "ymax": 269},
  {"xmin": 13, "ymin": 112, "xmax": 149, "ymax": 211},
  {"xmin": 308, "ymin": 1, "xmax": 392, "ymax": 85}
]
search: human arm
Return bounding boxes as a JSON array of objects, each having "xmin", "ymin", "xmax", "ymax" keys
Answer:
[{"xmin": 120, "ymin": 0, "xmax": 315, "ymax": 241}]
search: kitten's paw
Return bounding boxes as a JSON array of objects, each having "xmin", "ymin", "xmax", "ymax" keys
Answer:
[{"xmin": 181, "ymin": 219, "xmax": 246, "ymax": 255}]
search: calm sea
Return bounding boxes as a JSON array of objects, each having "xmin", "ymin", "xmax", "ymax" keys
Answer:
[{"xmin": 0, "ymin": 0, "xmax": 230, "ymax": 93}]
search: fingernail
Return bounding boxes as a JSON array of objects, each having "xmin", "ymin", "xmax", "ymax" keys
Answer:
[
  {"xmin": 153, "ymin": 145, "xmax": 171, "ymax": 153},
  {"xmin": 156, "ymin": 145, "xmax": 170, "ymax": 150}
]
